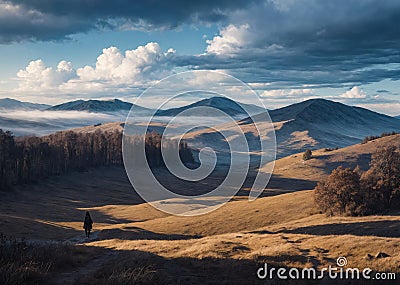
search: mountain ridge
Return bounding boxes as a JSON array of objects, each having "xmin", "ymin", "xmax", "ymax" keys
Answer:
[
  {"xmin": 47, "ymin": 98, "xmax": 147, "ymax": 113},
  {"xmin": 155, "ymin": 97, "xmax": 265, "ymax": 117},
  {"xmin": 184, "ymin": 98, "xmax": 400, "ymax": 158},
  {"xmin": 0, "ymin": 98, "xmax": 50, "ymax": 110}
]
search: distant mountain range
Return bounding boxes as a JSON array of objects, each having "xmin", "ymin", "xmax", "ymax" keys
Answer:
[
  {"xmin": 155, "ymin": 97, "xmax": 265, "ymax": 117},
  {"xmin": 2, "ymin": 97, "xmax": 400, "ymax": 157},
  {"xmin": 0, "ymin": 98, "xmax": 50, "ymax": 110},
  {"xmin": 47, "ymin": 97, "xmax": 264, "ymax": 117}
]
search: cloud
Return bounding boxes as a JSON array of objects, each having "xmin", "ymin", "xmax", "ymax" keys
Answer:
[
  {"xmin": 185, "ymin": 0, "xmax": 400, "ymax": 87},
  {"xmin": 206, "ymin": 24, "xmax": 250, "ymax": 55},
  {"xmin": 340, "ymin": 86, "xmax": 367, "ymax": 99},
  {"xmin": 4, "ymin": 0, "xmax": 400, "ymax": 91},
  {"xmin": 75, "ymin": 43, "xmax": 175, "ymax": 85},
  {"xmin": 0, "ymin": 109, "xmax": 119, "ymax": 122},
  {"xmin": 16, "ymin": 59, "xmax": 75, "ymax": 92},
  {"xmin": 0, "ymin": 0, "xmax": 261, "ymax": 42},
  {"xmin": 0, "ymin": 1, "xmax": 91, "ymax": 43},
  {"xmin": 260, "ymin": 88, "xmax": 314, "ymax": 98},
  {"xmin": 15, "ymin": 42, "xmax": 176, "ymax": 95}
]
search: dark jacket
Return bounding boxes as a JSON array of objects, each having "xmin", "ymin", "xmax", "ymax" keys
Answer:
[{"xmin": 83, "ymin": 214, "xmax": 93, "ymax": 230}]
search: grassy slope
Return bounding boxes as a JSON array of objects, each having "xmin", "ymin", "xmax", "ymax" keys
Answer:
[{"xmin": 1, "ymin": 134, "xmax": 400, "ymax": 283}]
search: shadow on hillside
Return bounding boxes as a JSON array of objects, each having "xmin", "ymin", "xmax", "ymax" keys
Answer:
[
  {"xmin": 281, "ymin": 220, "xmax": 400, "ymax": 238},
  {"xmin": 0, "ymin": 214, "xmax": 82, "ymax": 241},
  {"xmin": 266, "ymin": 175, "xmax": 317, "ymax": 191},
  {"xmin": 69, "ymin": 246, "xmax": 319, "ymax": 285},
  {"xmin": 235, "ymin": 174, "xmax": 317, "ymax": 198},
  {"xmin": 315, "ymin": 153, "xmax": 372, "ymax": 173},
  {"xmin": 98, "ymin": 227, "xmax": 200, "ymax": 241}
]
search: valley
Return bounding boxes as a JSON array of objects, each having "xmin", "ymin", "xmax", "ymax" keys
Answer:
[
  {"xmin": 1, "ymin": 134, "xmax": 400, "ymax": 284},
  {"xmin": 1, "ymin": 97, "xmax": 400, "ymax": 284}
]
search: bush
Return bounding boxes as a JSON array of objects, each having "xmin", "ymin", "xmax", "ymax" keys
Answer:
[
  {"xmin": 0, "ymin": 234, "xmax": 80, "ymax": 285},
  {"xmin": 324, "ymin": 147, "xmax": 339, "ymax": 152},
  {"xmin": 303, "ymin": 149, "xmax": 312, "ymax": 161}
]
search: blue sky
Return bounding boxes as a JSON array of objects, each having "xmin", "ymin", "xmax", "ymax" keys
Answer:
[{"xmin": 0, "ymin": 0, "xmax": 399, "ymax": 114}]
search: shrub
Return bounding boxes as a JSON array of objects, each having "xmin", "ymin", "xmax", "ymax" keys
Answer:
[
  {"xmin": 324, "ymin": 147, "xmax": 339, "ymax": 152},
  {"xmin": 303, "ymin": 149, "xmax": 312, "ymax": 161},
  {"xmin": 0, "ymin": 234, "xmax": 80, "ymax": 285}
]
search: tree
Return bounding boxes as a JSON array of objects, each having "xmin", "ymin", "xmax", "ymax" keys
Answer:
[
  {"xmin": 315, "ymin": 145, "xmax": 400, "ymax": 216},
  {"xmin": 303, "ymin": 149, "xmax": 312, "ymax": 161},
  {"xmin": 362, "ymin": 145, "xmax": 400, "ymax": 209},
  {"xmin": 314, "ymin": 166, "xmax": 367, "ymax": 216}
]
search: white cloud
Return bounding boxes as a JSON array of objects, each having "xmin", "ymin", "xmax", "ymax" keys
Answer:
[
  {"xmin": 16, "ymin": 59, "xmax": 75, "ymax": 92},
  {"xmin": 206, "ymin": 24, "xmax": 250, "ymax": 55},
  {"xmin": 15, "ymin": 42, "xmax": 176, "ymax": 95},
  {"xmin": 260, "ymin": 88, "xmax": 314, "ymax": 98},
  {"xmin": 75, "ymin": 43, "xmax": 175, "ymax": 85},
  {"xmin": 340, "ymin": 86, "xmax": 367, "ymax": 98}
]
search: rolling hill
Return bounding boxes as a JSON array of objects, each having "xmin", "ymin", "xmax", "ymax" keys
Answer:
[
  {"xmin": 155, "ymin": 96, "xmax": 265, "ymax": 117},
  {"xmin": 0, "ymin": 98, "xmax": 50, "ymax": 110},
  {"xmin": 1, "ymin": 134, "xmax": 400, "ymax": 283},
  {"xmin": 263, "ymin": 132, "xmax": 400, "ymax": 186},
  {"xmin": 183, "ymin": 99, "xmax": 400, "ymax": 158}
]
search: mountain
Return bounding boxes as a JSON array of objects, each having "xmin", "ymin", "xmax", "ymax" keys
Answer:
[
  {"xmin": 269, "ymin": 99, "xmax": 400, "ymax": 157},
  {"xmin": 155, "ymin": 97, "xmax": 265, "ymax": 117},
  {"xmin": 48, "ymin": 99, "xmax": 152, "ymax": 114},
  {"xmin": 183, "ymin": 99, "xmax": 400, "ymax": 159},
  {"xmin": 0, "ymin": 98, "xmax": 50, "ymax": 110}
]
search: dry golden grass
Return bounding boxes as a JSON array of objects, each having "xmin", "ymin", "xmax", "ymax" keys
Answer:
[
  {"xmin": 1, "ymin": 134, "xmax": 400, "ymax": 283},
  {"xmin": 265, "ymin": 133, "xmax": 400, "ymax": 182}
]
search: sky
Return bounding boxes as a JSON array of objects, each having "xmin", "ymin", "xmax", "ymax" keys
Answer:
[{"xmin": 0, "ymin": 0, "xmax": 399, "ymax": 115}]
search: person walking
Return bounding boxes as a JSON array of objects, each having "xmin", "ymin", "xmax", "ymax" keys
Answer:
[{"xmin": 83, "ymin": 211, "xmax": 93, "ymax": 238}]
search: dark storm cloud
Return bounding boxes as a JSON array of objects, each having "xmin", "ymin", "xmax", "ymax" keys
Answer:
[
  {"xmin": 2, "ymin": 0, "xmax": 400, "ymax": 88},
  {"xmin": 0, "ymin": 0, "xmax": 260, "ymax": 42},
  {"xmin": 174, "ymin": 53, "xmax": 400, "ymax": 87},
  {"xmin": 174, "ymin": 0, "xmax": 400, "ymax": 86}
]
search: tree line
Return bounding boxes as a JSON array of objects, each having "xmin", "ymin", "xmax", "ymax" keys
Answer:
[
  {"xmin": 0, "ymin": 129, "xmax": 193, "ymax": 191},
  {"xmin": 361, "ymin": 131, "xmax": 398, "ymax": 144}
]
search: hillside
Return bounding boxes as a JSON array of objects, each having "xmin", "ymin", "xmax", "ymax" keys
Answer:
[
  {"xmin": 0, "ymin": 135, "xmax": 400, "ymax": 284},
  {"xmin": 262, "ymin": 133, "xmax": 400, "ymax": 188},
  {"xmin": 155, "ymin": 96, "xmax": 264, "ymax": 117},
  {"xmin": 0, "ymin": 98, "xmax": 50, "ymax": 110},
  {"xmin": 1, "ymin": 134, "xmax": 400, "ymax": 283},
  {"xmin": 183, "ymin": 99, "xmax": 400, "ymax": 158},
  {"xmin": 48, "ymin": 98, "xmax": 152, "ymax": 114}
]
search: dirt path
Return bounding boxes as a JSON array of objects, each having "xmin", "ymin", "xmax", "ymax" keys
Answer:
[{"xmin": 47, "ymin": 231, "xmax": 117, "ymax": 285}]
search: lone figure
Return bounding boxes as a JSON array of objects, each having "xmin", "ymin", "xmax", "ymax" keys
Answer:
[{"xmin": 83, "ymin": 211, "xmax": 93, "ymax": 238}]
